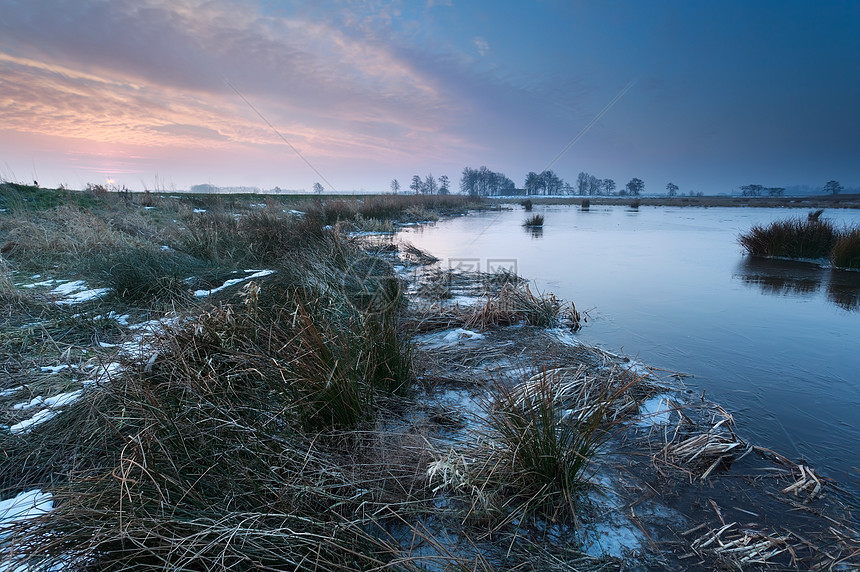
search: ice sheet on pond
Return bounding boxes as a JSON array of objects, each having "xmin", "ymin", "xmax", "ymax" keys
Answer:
[{"xmin": 636, "ymin": 395, "xmax": 675, "ymax": 427}]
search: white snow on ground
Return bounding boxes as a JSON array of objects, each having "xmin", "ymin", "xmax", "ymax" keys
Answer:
[
  {"xmin": 193, "ymin": 269, "xmax": 274, "ymax": 297},
  {"xmin": 193, "ymin": 208, "xmax": 207, "ymax": 213},
  {"xmin": 443, "ymin": 328, "xmax": 484, "ymax": 343},
  {"xmin": 0, "ymin": 387, "xmax": 23, "ymax": 398},
  {"xmin": 417, "ymin": 328, "xmax": 485, "ymax": 350},
  {"xmin": 50, "ymin": 281, "xmax": 86, "ymax": 295},
  {"xmin": 20, "ymin": 279, "xmax": 59, "ymax": 289},
  {"xmin": 9, "ymin": 409, "xmax": 57, "ymax": 434},
  {"xmin": 39, "ymin": 365, "xmax": 71, "ymax": 375},
  {"xmin": 0, "ymin": 489, "xmax": 53, "ymax": 528},
  {"xmin": 83, "ymin": 362, "xmax": 123, "ymax": 386},
  {"xmin": 56, "ymin": 288, "xmax": 110, "ymax": 305},
  {"xmin": 286, "ymin": 209, "xmax": 305, "ymax": 216},
  {"xmin": 9, "ymin": 390, "xmax": 84, "ymax": 433}
]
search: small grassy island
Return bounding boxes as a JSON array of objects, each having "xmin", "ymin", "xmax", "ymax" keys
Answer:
[
  {"xmin": 1, "ymin": 184, "xmax": 858, "ymax": 570},
  {"xmin": 739, "ymin": 212, "xmax": 860, "ymax": 269}
]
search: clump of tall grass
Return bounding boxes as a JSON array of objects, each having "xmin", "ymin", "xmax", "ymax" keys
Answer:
[
  {"xmin": 830, "ymin": 228, "xmax": 860, "ymax": 269},
  {"xmin": 430, "ymin": 366, "xmax": 634, "ymax": 524},
  {"xmin": 467, "ymin": 281, "xmax": 581, "ymax": 330},
  {"xmin": 521, "ymin": 199, "xmax": 533, "ymax": 211},
  {"xmin": 94, "ymin": 247, "xmax": 200, "ymax": 306},
  {"xmin": 179, "ymin": 210, "xmax": 247, "ymax": 263},
  {"xmin": 581, "ymin": 199, "xmax": 591, "ymax": 210},
  {"xmin": 1, "ymin": 233, "xmax": 422, "ymax": 569},
  {"xmin": 523, "ymin": 214, "xmax": 544, "ymax": 227},
  {"xmin": 739, "ymin": 217, "xmax": 839, "ymax": 259},
  {"xmin": 0, "ymin": 205, "xmax": 132, "ymax": 269}
]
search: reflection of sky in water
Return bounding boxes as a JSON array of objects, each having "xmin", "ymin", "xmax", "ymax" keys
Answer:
[{"xmin": 402, "ymin": 205, "xmax": 860, "ymax": 491}]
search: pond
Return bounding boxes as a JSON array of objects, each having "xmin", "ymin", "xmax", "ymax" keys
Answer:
[{"xmin": 401, "ymin": 204, "xmax": 860, "ymax": 493}]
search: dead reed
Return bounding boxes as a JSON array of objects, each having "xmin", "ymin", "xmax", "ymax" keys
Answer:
[{"xmin": 830, "ymin": 228, "xmax": 860, "ymax": 269}]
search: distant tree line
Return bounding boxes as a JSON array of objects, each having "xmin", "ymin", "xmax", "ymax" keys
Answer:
[
  {"xmin": 402, "ymin": 174, "xmax": 451, "ymax": 195},
  {"xmin": 389, "ymin": 167, "xmax": 656, "ymax": 197},
  {"xmin": 740, "ymin": 184, "xmax": 785, "ymax": 197},
  {"xmin": 524, "ymin": 170, "xmax": 565, "ymax": 195},
  {"xmin": 460, "ymin": 166, "xmax": 517, "ymax": 196}
]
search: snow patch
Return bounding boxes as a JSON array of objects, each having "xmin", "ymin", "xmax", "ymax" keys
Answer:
[
  {"xmin": 9, "ymin": 409, "xmax": 58, "ymax": 433},
  {"xmin": 443, "ymin": 328, "xmax": 484, "ymax": 343},
  {"xmin": 193, "ymin": 208, "xmax": 207, "ymax": 213},
  {"xmin": 56, "ymin": 288, "xmax": 110, "ymax": 305},
  {"xmin": 8, "ymin": 389, "xmax": 85, "ymax": 433},
  {"xmin": 0, "ymin": 489, "xmax": 53, "ymax": 527},
  {"xmin": 40, "ymin": 364, "xmax": 71, "ymax": 375},
  {"xmin": 193, "ymin": 269, "xmax": 274, "ymax": 297}
]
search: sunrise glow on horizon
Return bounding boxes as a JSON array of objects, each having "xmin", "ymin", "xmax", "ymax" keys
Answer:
[{"xmin": 2, "ymin": 1, "xmax": 858, "ymax": 194}]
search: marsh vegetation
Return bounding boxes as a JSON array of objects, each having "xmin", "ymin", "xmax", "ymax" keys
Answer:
[
  {"xmin": 1, "ymin": 185, "xmax": 858, "ymax": 570},
  {"xmin": 739, "ymin": 213, "xmax": 860, "ymax": 268}
]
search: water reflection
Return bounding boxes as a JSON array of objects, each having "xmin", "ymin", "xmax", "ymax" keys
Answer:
[
  {"xmin": 735, "ymin": 257, "xmax": 860, "ymax": 311},
  {"xmin": 828, "ymin": 270, "xmax": 860, "ymax": 311},
  {"xmin": 524, "ymin": 225, "xmax": 543, "ymax": 239}
]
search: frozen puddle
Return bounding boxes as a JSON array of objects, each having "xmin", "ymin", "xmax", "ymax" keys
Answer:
[
  {"xmin": 636, "ymin": 395, "xmax": 676, "ymax": 427},
  {"xmin": 417, "ymin": 328, "xmax": 485, "ymax": 350}
]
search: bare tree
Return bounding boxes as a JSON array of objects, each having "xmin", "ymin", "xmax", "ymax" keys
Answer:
[
  {"xmin": 424, "ymin": 174, "xmax": 438, "ymax": 195},
  {"xmin": 666, "ymin": 182, "xmax": 679, "ymax": 197},
  {"xmin": 410, "ymin": 175, "xmax": 422, "ymax": 195},
  {"xmin": 625, "ymin": 178, "xmax": 645, "ymax": 196},
  {"xmin": 824, "ymin": 180, "xmax": 843, "ymax": 195},
  {"xmin": 313, "ymin": 182, "xmax": 324, "ymax": 194},
  {"xmin": 601, "ymin": 178, "xmax": 616, "ymax": 195},
  {"xmin": 390, "ymin": 179, "xmax": 400, "ymax": 194},
  {"xmin": 438, "ymin": 175, "xmax": 450, "ymax": 195}
]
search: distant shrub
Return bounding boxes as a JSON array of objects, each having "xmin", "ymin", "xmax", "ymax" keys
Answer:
[
  {"xmin": 581, "ymin": 199, "xmax": 591, "ymax": 209},
  {"xmin": 521, "ymin": 199, "xmax": 533, "ymax": 211},
  {"xmin": 523, "ymin": 214, "xmax": 544, "ymax": 227}
]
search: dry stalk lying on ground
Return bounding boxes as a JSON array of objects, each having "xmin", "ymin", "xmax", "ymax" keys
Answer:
[
  {"xmin": 688, "ymin": 522, "xmax": 793, "ymax": 567},
  {"xmin": 658, "ymin": 405, "xmax": 747, "ymax": 480}
]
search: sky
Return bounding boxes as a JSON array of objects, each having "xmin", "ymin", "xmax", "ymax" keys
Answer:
[{"xmin": 1, "ymin": 0, "xmax": 859, "ymax": 194}]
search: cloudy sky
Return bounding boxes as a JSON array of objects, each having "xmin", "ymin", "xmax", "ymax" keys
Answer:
[{"xmin": 1, "ymin": 0, "xmax": 858, "ymax": 194}]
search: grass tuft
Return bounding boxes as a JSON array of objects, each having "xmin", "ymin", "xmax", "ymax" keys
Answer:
[
  {"xmin": 94, "ymin": 247, "xmax": 200, "ymax": 305},
  {"xmin": 523, "ymin": 214, "xmax": 544, "ymax": 227},
  {"xmin": 830, "ymin": 228, "xmax": 860, "ymax": 269},
  {"xmin": 739, "ymin": 217, "xmax": 839, "ymax": 259}
]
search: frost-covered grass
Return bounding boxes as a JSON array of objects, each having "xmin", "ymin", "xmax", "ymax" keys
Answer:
[{"xmin": 0, "ymin": 187, "xmax": 498, "ymax": 570}]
